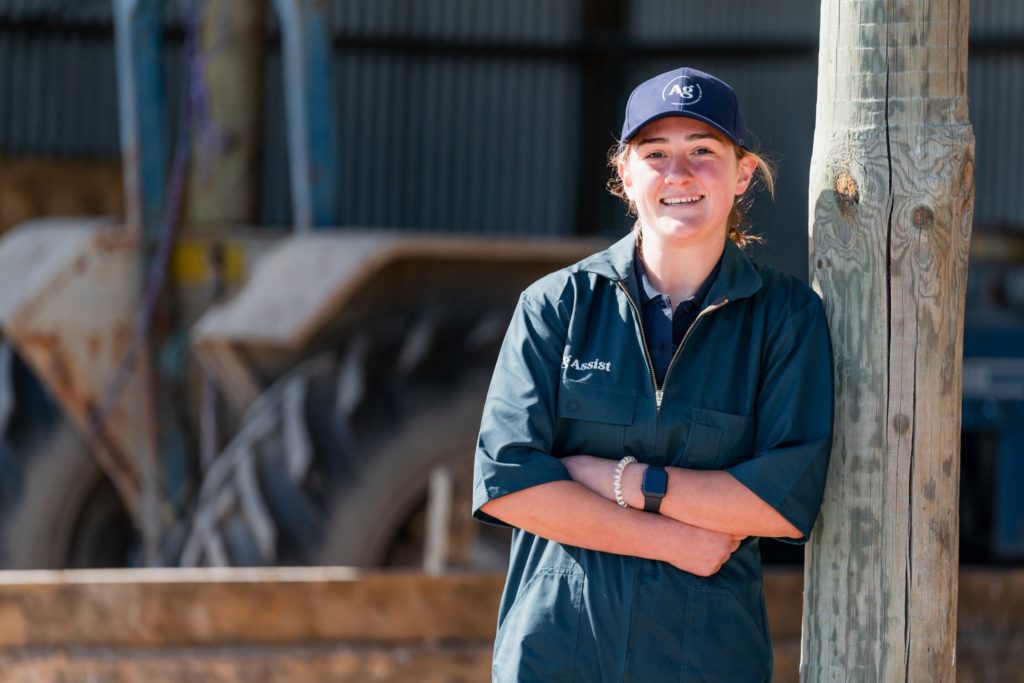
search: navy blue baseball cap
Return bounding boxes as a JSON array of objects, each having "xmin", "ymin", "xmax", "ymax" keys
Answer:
[{"xmin": 620, "ymin": 67, "xmax": 749, "ymax": 149}]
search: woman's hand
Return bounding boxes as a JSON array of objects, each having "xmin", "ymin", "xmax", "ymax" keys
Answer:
[{"xmin": 662, "ymin": 524, "xmax": 744, "ymax": 577}]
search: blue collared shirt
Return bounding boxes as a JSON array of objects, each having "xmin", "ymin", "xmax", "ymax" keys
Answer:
[{"xmin": 633, "ymin": 249, "xmax": 722, "ymax": 385}]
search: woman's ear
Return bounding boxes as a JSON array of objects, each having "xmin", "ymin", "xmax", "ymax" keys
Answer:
[
  {"xmin": 735, "ymin": 154, "xmax": 758, "ymax": 195},
  {"xmin": 618, "ymin": 157, "xmax": 632, "ymax": 193}
]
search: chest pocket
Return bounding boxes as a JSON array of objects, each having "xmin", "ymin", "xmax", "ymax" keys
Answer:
[
  {"xmin": 684, "ymin": 408, "xmax": 755, "ymax": 468},
  {"xmin": 555, "ymin": 381, "xmax": 636, "ymax": 457}
]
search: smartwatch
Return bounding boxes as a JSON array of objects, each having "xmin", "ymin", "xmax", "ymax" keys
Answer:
[{"xmin": 641, "ymin": 465, "xmax": 668, "ymax": 513}]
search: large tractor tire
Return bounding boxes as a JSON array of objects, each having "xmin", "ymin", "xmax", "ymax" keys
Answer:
[
  {"xmin": 0, "ymin": 345, "xmax": 138, "ymax": 569},
  {"xmin": 315, "ymin": 383, "xmax": 491, "ymax": 567},
  {"xmin": 180, "ymin": 309, "xmax": 511, "ymax": 569}
]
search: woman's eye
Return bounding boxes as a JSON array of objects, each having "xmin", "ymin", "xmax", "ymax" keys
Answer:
[
  {"xmin": 644, "ymin": 151, "xmax": 666, "ymax": 159},
  {"xmin": 693, "ymin": 147, "xmax": 713, "ymax": 156}
]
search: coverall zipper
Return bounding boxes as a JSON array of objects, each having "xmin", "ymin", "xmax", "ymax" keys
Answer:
[{"xmin": 617, "ymin": 281, "xmax": 730, "ymax": 414}]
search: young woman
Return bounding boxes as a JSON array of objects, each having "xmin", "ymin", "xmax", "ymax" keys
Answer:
[{"xmin": 473, "ymin": 66, "xmax": 833, "ymax": 682}]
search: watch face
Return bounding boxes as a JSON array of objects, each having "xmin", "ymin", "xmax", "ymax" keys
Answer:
[{"xmin": 643, "ymin": 466, "xmax": 668, "ymax": 497}]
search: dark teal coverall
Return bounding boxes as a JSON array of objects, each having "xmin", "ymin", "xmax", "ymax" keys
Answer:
[{"xmin": 473, "ymin": 232, "xmax": 834, "ymax": 682}]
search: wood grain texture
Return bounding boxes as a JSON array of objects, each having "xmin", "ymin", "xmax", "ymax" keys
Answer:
[
  {"xmin": 803, "ymin": 1, "xmax": 974, "ymax": 681},
  {"xmin": 0, "ymin": 568, "xmax": 505, "ymax": 647},
  {"xmin": 0, "ymin": 643, "xmax": 493, "ymax": 683},
  {"xmin": 0, "ymin": 569, "xmax": 1021, "ymax": 682}
]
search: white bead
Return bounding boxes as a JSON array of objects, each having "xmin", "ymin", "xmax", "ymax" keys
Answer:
[{"xmin": 613, "ymin": 456, "xmax": 637, "ymax": 509}]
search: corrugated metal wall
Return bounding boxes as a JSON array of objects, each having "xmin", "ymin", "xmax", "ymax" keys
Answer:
[
  {"xmin": 257, "ymin": 0, "xmax": 587, "ymax": 233},
  {"xmin": 0, "ymin": 0, "xmax": 1021, "ymax": 275},
  {"xmin": 970, "ymin": 0, "xmax": 1024, "ymax": 231},
  {"xmin": 328, "ymin": 0, "xmax": 581, "ymax": 42},
  {"xmin": 0, "ymin": 32, "xmax": 118, "ymax": 155},
  {"xmin": 629, "ymin": 0, "xmax": 820, "ymax": 41}
]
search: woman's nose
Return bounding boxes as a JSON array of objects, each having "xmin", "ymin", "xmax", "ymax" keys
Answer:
[{"xmin": 663, "ymin": 157, "xmax": 693, "ymax": 184}]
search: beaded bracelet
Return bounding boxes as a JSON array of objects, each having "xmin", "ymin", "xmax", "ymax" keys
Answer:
[{"xmin": 613, "ymin": 456, "xmax": 637, "ymax": 508}]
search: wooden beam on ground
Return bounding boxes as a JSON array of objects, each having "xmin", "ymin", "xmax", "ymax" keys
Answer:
[
  {"xmin": 802, "ymin": 1, "xmax": 975, "ymax": 680},
  {"xmin": 0, "ymin": 644, "xmax": 492, "ymax": 683},
  {"xmin": 0, "ymin": 568, "xmax": 504, "ymax": 647},
  {"xmin": 0, "ymin": 568, "xmax": 1020, "ymax": 682}
]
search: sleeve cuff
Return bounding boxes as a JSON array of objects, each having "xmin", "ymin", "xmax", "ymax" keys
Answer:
[
  {"xmin": 728, "ymin": 463, "xmax": 815, "ymax": 544},
  {"xmin": 472, "ymin": 451, "xmax": 573, "ymax": 527}
]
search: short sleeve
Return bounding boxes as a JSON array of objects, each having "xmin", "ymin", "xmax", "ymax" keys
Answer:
[
  {"xmin": 727, "ymin": 298, "xmax": 834, "ymax": 543},
  {"xmin": 472, "ymin": 290, "xmax": 574, "ymax": 527}
]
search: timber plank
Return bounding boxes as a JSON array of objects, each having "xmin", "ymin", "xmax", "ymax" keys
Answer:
[
  {"xmin": 0, "ymin": 643, "xmax": 492, "ymax": 683},
  {"xmin": 0, "ymin": 568, "xmax": 1021, "ymax": 682},
  {"xmin": 0, "ymin": 568, "xmax": 504, "ymax": 647}
]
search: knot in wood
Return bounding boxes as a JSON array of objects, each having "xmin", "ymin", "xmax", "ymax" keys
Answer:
[
  {"xmin": 834, "ymin": 172, "xmax": 859, "ymax": 207},
  {"xmin": 913, "ymin": 205, "xmax": 934, "ymax": 230},
  {"xmin": 961, "ymin": 156, "xmax": 975, "ymax": 186}
]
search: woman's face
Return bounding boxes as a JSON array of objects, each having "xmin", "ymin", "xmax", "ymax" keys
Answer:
[{"xmin": 618, "ymin": 116, "xmax": 756, "ymax": 250}]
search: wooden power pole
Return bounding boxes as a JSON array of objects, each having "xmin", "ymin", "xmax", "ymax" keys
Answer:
[{"xmin": 802, "ymin": 1, "xmax": 974, "ymax": 681}]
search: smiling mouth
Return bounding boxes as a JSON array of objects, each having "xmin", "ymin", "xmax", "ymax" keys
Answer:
[{"xmin": 660, "ymin": 195, "xmax": 704, "ymax": 206}]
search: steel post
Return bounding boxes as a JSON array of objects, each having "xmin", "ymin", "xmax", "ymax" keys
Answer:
[
  {"xmin": 113, "ymin": 0, "xmax": 166, "ymax": 240},
  {"xmin": 270, "ymin": 0, "xmax": 339, "ymax": 230}
]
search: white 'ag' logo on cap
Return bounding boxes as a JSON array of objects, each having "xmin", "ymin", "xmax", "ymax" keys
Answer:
[{"xmin": 662, "ymin": 76, "xmax": 702, "ymax": 107}]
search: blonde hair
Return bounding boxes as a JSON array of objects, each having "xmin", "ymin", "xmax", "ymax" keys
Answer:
[{"xmin": 606, "ymin": 139, "xmax": 776, "ymax": 248}]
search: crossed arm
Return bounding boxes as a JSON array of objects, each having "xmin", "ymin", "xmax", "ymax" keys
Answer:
[
  {"xmin": 562, "ymin": 455, "xmax": 802, "ymax": 538},
  {"xmin": 479, "ymin": 459, "xmax": 801, "ymax": 577},
  {"xmin": 480, "ymin": 479, "xmax": 741, "ymax": 576}
]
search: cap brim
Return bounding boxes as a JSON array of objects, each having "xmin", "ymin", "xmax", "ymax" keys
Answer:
[{"xmin": 624, "ymin": 111, "xmax": 746, "ymax": 149}]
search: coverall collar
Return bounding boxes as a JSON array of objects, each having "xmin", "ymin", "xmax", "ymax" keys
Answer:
[{"xmin": 580, "ymin": 231, "xmax": 764, "ymax": 305}]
